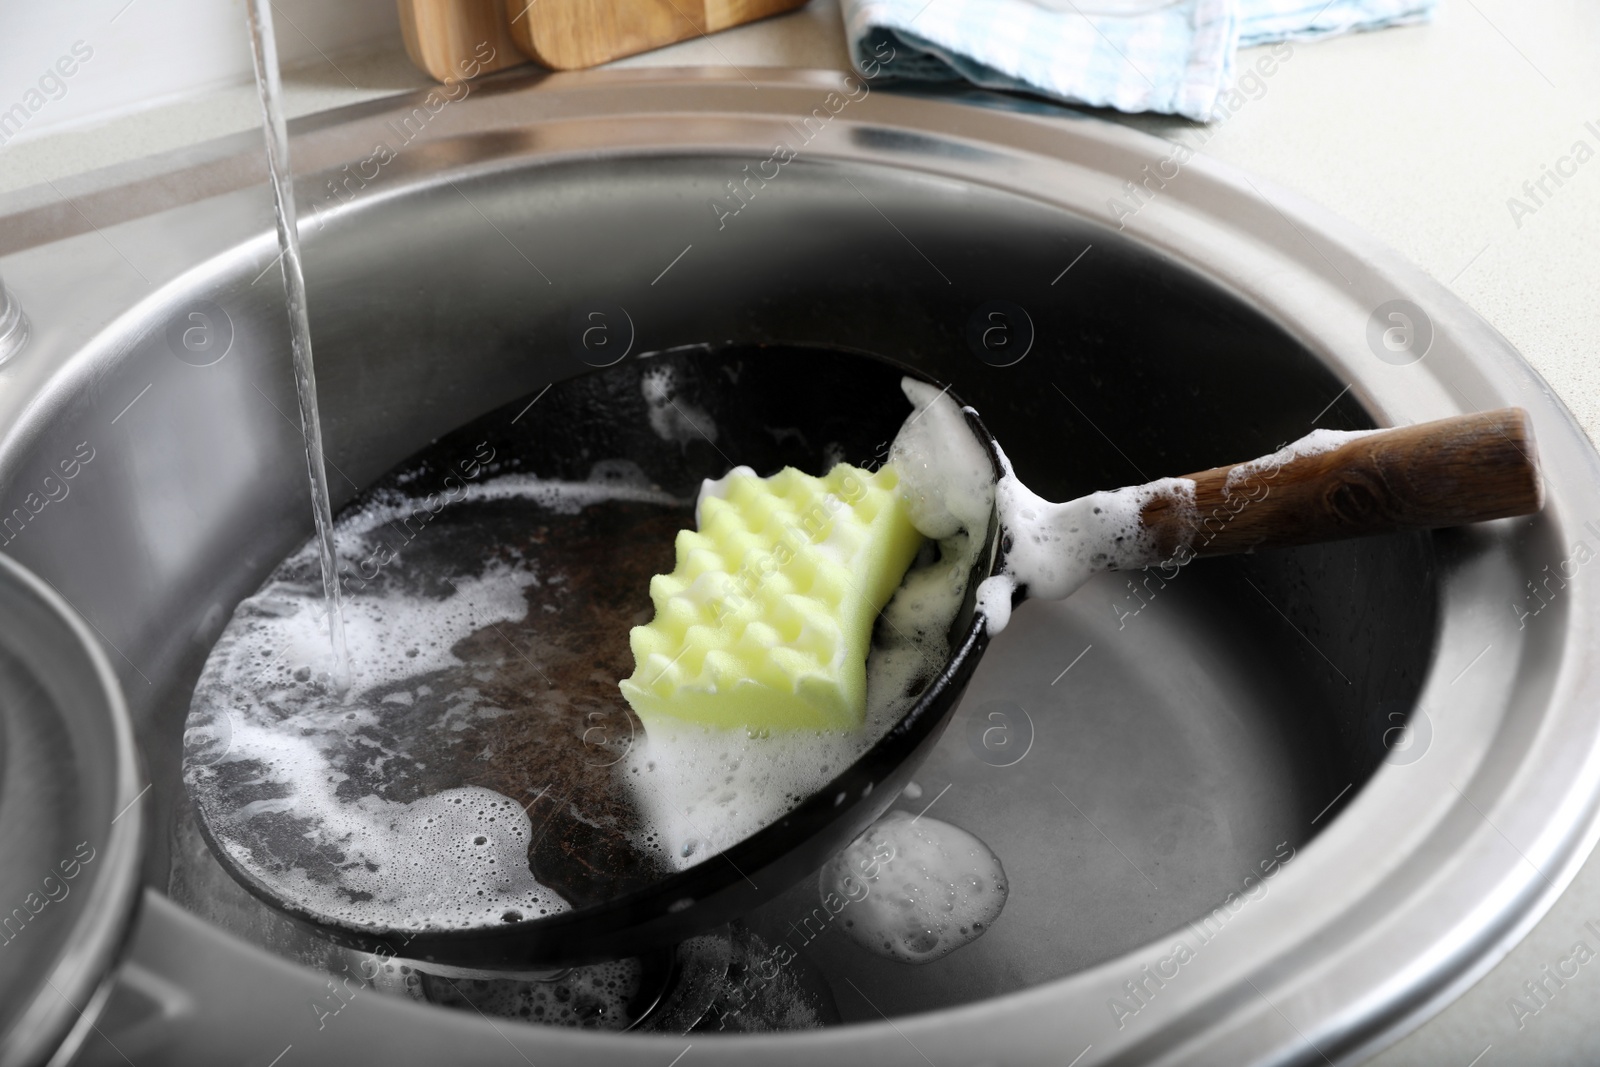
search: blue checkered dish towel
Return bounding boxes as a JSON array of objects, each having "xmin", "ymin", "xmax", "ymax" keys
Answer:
[{"xmin": 842, "ymin": 0, "xmax": 1437, "ymax": 121}]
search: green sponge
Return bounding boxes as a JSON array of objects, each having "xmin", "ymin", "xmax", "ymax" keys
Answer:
[{"xmin": 619, "ymin": 463, "xmax": 923, "ymax": 734}]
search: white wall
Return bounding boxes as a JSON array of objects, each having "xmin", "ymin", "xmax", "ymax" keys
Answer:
[{"xmin": 0, "ymin": 0, "xmax": 402, "ymax": 146}]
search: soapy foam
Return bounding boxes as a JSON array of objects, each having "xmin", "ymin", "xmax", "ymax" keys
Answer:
[
  {"xmin": 820, "ymin": 810, "xmax": 1008, "ymax": 963},
  {"xmin": 714, "ymin": 928, "xmax": 835, "ymax": 1030},
  {"xmin": 890, "ymin": 377, "xmax": 1199, "ymax": 635},
  {"xmin": 642, "ymin": 363, "xmax": 720, "ymax": 446},
  {"xmin": 1222, "ymin": 427, "xmax": 1380, "ymax": 497},
  {"xmin": 345, "ymin": 474, "xmax": 681, "ymax": 537},
  {"xmin": 424, "ymin": 958, "xmax": 644, "ymax": 1028},
  {"xmin": 883, "ymin": 378, "xmax": 999, "ymax": 649},
  {"xmin": 185, "ymin": 473, "xmax": 687, "ymax": 932},
  {"xmin": 889, "ymin": 381, "xmax": 995, "ymax": 542},
  {"xmin": 980, "ymin": 461, "xmax": 1196, "ymax": 619}
]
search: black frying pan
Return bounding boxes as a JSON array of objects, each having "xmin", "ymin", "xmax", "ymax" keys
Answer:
[
  {"xmin": 184, "ymin": 340, "xmax": 1539, "ymax": 968},
  {"xmin": 185, "ymin": 343, "xmax": 1000, "ymax": 968}
]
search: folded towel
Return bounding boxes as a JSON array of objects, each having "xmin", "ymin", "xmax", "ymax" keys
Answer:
[
  {"xmin": 842, "ymin": 0, "xmax": 1437, "ymax": 122},
  {"xmin": 1238, "ymin": 0, "xmax": 1435, "ymax": 46}
]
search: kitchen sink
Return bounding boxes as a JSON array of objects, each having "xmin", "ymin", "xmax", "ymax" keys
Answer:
[{"xmin": 1, "ymin": 67, "xmax": 1597, "ymax": 1066}]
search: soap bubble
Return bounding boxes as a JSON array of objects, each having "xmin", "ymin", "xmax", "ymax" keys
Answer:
[{"xmin": 820, "ymin": 811, "xmax": 1008, "ymax": 964}]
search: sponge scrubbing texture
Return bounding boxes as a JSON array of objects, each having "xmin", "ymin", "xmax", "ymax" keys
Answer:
[{"xmin": 620, "ymin": 463, "xmax": 923, "ymax": 734}]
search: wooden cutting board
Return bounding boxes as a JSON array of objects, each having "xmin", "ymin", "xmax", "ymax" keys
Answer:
[
  {"xmin": 397, "ymin": 0, "xmax": 810, "ymax": 81},
  {"xmin": 397, "ymin": 0, "xmax": 528, "ymax": 81}
]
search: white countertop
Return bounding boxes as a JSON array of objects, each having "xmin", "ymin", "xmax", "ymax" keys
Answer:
[{"xmin": 5, "ymin": 2, "xmax": 1599, "ymax": 1062}]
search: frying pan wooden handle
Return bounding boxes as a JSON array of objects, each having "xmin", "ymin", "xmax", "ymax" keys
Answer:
[{"xmin": 1139, "ymin": 408, "xmax": 1543, "ymax": 562}]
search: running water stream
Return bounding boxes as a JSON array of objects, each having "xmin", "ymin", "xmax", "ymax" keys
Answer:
[{"xmin": 244, "ymin": 0, "xmax": 350, "ymax": 691}]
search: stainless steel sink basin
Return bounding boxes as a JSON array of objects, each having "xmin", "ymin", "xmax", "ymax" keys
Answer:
[{"xmin": 2, "ymin": 67, "xmax": 1598, "ymax": 1067}]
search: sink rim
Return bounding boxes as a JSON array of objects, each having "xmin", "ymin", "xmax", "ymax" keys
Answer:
[{"xmin": 2, "ymin": 68, "xmax": 1598, "ymax": 1066}]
